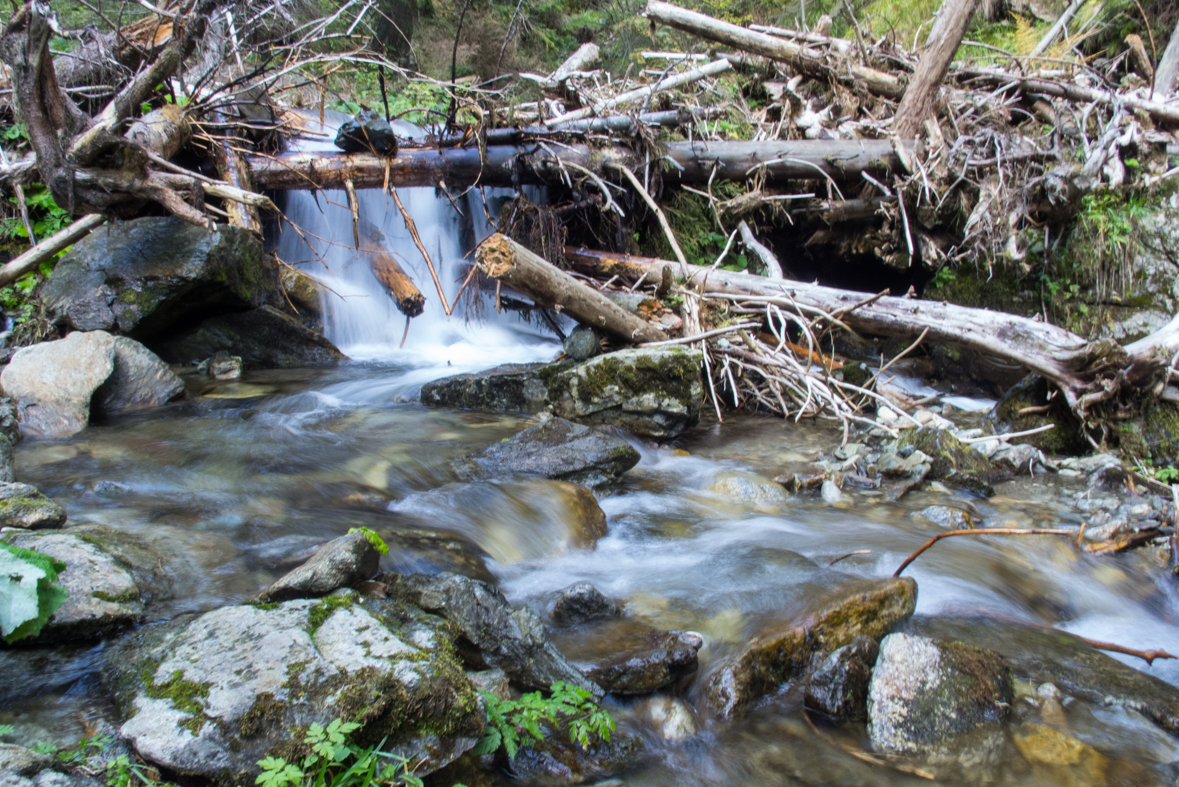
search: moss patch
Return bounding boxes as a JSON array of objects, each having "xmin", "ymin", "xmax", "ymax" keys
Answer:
[
  {"xmin": 307, "ymin": 592, "xmax": 357, "ymax": 634},
  {"xmin": 899, "ymin": 429, "xmax": 1003, "ymax": 495},
  {"xmin": 143, "ymin": 667, "xmax": 213, "ymax": 735},
  {"xmin": 92, "ymin": 589, "xmax": 140, "ymax": 604},
  {"xmin": 988, "ymin": 375, "xmax": 1087, "ymax": 455}
]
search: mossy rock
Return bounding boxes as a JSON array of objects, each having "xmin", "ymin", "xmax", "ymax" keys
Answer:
[
  {"xmin": 1116, "ymin": 399, "xmax": 1179, "ymax": 466},
  {"xmin": 897, "ymin": 428, "xmax": 1004, "ymax": 495},
  {"xmin": 923, "ymin": 264, "xmax": 1038, "ymax": 317},
  {"xmin": 420, "ymin": 363, "xmax": 556, "ymax": 413},
  {"xmin": 986, "ymin": 375, "xmax": 1087, "ymax": 456}
]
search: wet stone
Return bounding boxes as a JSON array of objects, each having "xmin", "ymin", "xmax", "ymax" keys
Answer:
[
  {"xmin": 509, "ymin": 726, "xmax": 643, "ymax": 786},
  {"xmin": 1, "ymin": 331, "xmax": 115, "ymax": 437},
  {"xmin": 334, "ymin": 110, "xmax": 398, "ymax": 154},
  {"xmin": 634, "ymin": 695, "xmax": 698, "ymax": 741},
  {"xmin": 0, "ymin": 483, "xmax": 66, "ymax": 530},
  {"xmin": 159, "ymin": 306, "xmax": 345, "ymax": 369},
  {"xmin": 92, "ymin": 337, "xmax": 184, "ymax": 416},
  {"xmin": 916, "ymin": 505, "xmax": 978, "ymax": 529},
  {"xmin": 421, "ymin": 363, "xmax": 553, "ymax": 413},
  {"xmin": 549, "ymin": 619, "xmax": 703, "ymax": 694},
  {"xmin": 550, "ymin": 582, "xmax": 621, "ymax": 625},
  {"xmin": 867, "ymin": 633, "xmax": 1013, "ymax": 755},
  {"xmin": 563, "ymin": 326, "xmax": 600, "ymax": 361},
  {"xmin": 708, "ymin": 471, "xmax": 790, "ymax": 510},
  {"xmin": 804, "ymin": 635, "xmax": 879, "ymax": 724},
  {"xmin": 258, "ymin": 531, "xmax": 381, "ymax": 602}
]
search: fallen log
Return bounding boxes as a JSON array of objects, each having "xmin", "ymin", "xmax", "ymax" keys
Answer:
[
  {"xmin": 892, "ymin": 0, "xmax": 980, "ymax": 139},
  {"xmin": 246, "ymin": 140, "xmax": 904, "ymax": 191},
  {"xmin": 0, "ymin": 213, "xmax": 106, "ymax": 289},
  {"xmin": 210, "ymin": 111, "xmax": 261, "ymax": 235},
  {"xmin": 644, "ymin": 0, "xmax": 905, "ymax": 100},
  {"xmin": 370, "ymin": 249, "xmax": 426, "ymax": 318},
  {"xmin": 477, "ymin": 234, "xmax": 668, "ymax": 344},
  {"xmin": 563, "ymin": 245, "xmax": 1171, "ymax": 414}
]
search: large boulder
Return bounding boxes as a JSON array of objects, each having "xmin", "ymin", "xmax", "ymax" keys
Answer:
[
  {"xmin": 704, "ymin": 577, "xmax": 917, "ymax": 717},
  {"xmin": 454, "ymin": 417, "xmax": 639, "ymax": 488},
  {"xmin": 92, "ymin": 337, "xmax": 185, "ymax": 416},
  {"xmin": 545, "ymin": 346, "xmax": 702, "ymax": 439},
  {"xmin": 420, "ymin": 363, "xmax": 553, "ymax": 413},
  {"xmin": 103, "ymin": 591, "xmax": 483, "ymax": 784},
  {"xmin": 867, "ymin": 633, "xmax": 1013, "ymax": 755},
  {"xmin": 1, "ymin": 331, "xmax": 115, "ymax": 437},
  {"xmin": 42, "ymin": 217, "xmax": 276, "ymax": 340},
  {"xmin": 386, "ymin": 572, "xmax": 603, "ymax": 698},
  {"xmin": 549, "ymin": 619, "xmax": 703, "ymax": 694},
  {"xmin": 157, "ymin": 306, "xmax": 345, "ymax": 368},
  {"xmin": 259, "ymin": 531, "xmax": 381, "ymax": 602},
  {"xmin": 0, "ymin": 483, "xmax": 66, "ymax": 530}
]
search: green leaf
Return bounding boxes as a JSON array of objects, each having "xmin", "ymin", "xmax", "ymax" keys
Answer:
[
  {"xmin": 0, "ymin": 542, "xmax": 69, "ymax": 644},
  {"xmin": 0, "ymin": 724, "xmax": 13, "ymax": 736},
  {"xmin": 347, "ymin": 527, "xmax": 388, "ymax": 555},
  {"xmin": 470, "ymin": 731, "xmax": 501, "ymax": 756}
]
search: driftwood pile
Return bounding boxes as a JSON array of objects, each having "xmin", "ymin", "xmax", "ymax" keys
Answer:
[{"xmin": 3, "ymin": 0, "xmax": 1179, "ymax": 445}]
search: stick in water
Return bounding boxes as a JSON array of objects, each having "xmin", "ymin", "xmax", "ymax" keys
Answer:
[
  {"xmin": 894, "ymin": 528, "xmax": 1075, "ymax": 576},
  {"xmin": 390, "ymin": 186, "xmax": 452, "ymax": 316}
]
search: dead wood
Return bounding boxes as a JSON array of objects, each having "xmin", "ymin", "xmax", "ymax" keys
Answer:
[
  {"xmin": 476, "ymin": 234, "xmax": 668, "ymax": 344},
  {"xmin": 893, "ymin": 528, "xmax": 1075, "ymax": 576},
  {"xmin": 0, "ymin": 213, "xmax": 106, "ymax": 289},
  {"xmin": 892, "ymin": 0, "xmax": 980, "ymax": 139},
  {"xmin": 370, "ymin": 249, "xmax": 426, "ymax": 318},
  {"xmin": 210, "ymin": 112, "xmax": 262, "ymax": 235}
]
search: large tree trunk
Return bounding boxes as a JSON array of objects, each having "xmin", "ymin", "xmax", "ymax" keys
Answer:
[
  {"xmin": 477, "ymin": 235, "xmax": 668, "ymax": 344},
  {"xmin": 246, "ymin": 139, "xmax": 905, "ymax": 191},
  {"xmin": 892, "ymin": 0, "xmax": 980, "ymax": 139}
]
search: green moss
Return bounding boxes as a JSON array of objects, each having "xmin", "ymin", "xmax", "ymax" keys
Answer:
[
  {"xmin": 247, "ymin": 600, "xmax": 281, "ymax": 611},
  {"xmin": 989, "ymin": 375, "xmax": 1087, "ymax": 455},
  {"xmin": 238, "ymin": 692, "xmax": 286, "ymax": 738},
  {"xmin": 899, "ymin": 429, "xmax": 1000, "ymax": 495},
  {"xmin": 307, "ymin": 592, "xmax": 357, "ymax": 634},
  {"xmin": 924, "ymin": 264, "xmax": 1037, "ymax": 316},
  {"xmin": 143, "ymin": 667, "xmax": 212, "ymax": 735},
  {"xmin": 91, "ymin": 589, "xmax": 140, "ymax": 604}
]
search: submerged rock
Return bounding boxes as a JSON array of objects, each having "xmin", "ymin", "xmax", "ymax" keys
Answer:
[
  {"xmin": 104, "ymin": 591, "xmax": 482, "ymax": 783},
  {"xmin": 510, "ymin": 727, "xmax": 643, "ymax": 785},
  {"xmin": 804, "ymin": 635, "xmax": 879, "ymax": 724},
  {"xmin": 386, "ymin": 572, "xmax": 602, "ymax": 698},
  {"xmin": 0, "ymin": 483, "xmax": 66, "ymax": 530},
  {"xmin": 635, "ymin": 695, "xmax": 698, "ymax": 741},
  {"xmin": 258, "ymin": 531, "xmax": 381, "ymax": 602},
  {"xmin": 421, "ymin": 363, "xmax": 553, "ymax": 413},
  {"xmin": 545, "ymin": 346, "xmax": 702, "ymax": 439},
  {"xmin": 707, "ymin": 471, "xmax": 791, "ymax": 510},
  {"xmin": 454, "ymin": 417, "xmax": 639, "ymax": 488},
  {"xmin": 42, "ymin": 217, "xmax": 275, "ymax": 339},
  {"xmin": 549, "ymin": 619, "xmax": 702, "ymax": 694},
  {"xmin": 916, "ymin": 505, "xmax": 978, "ymax": 530},
  {"xmin": 1, "ymin": 331, "xmax": 115, "ymax": 437},
  {"xmin": 158, "ymin": 306, "xmax": 345, "ymax": 369},
  {"xmin": 0, "ymin": 744, "xmax": 104, "ymax": 787},
  {"xmin": 867, "ymin": 633, "xmax": 1013, "ymax": 755},
  {"xmin": 92, "ymin": 336, "xmax": 185, "ymax": 416},
  {"xmin": 704, "ymin": 577, "xmax": 917, "ymax": 717},
  {"xmin": 550, "ymin": 582, "xmax": 621, "ymax": 625}
]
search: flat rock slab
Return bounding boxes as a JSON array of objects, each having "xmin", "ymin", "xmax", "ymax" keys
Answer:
[
  {"xmin": 1, "ymin": 331, "xmax": 115, "ymax": 437},
  {"xmin": 0, "ymin": 483, "xmax": 66, "ymax": 530},
  {"xmin": 387, "ymin": 572, "xmax": 603, "ymax": 698},
  {"xmin": 454, "ymin": 417, "xmax": 639, "ymax": 488},
  {"xmin": 867, "ymin": 633, "xmax": 1013, "ymax": 755},
  {"xmin": 93, "ymin": 337, "xmax": 184, "ymax": 416},
  {"xmin": 420, "ymin": 363, "xmax": 553, "ymax": 413},
  {"xmin": 704, "ymin": 577, "xmax": 917, "ymax": 717},
  {"xmin": 103, "ymin": 592, "xmax": 482, "ymax": 783},
  {"xmin": 259, "ymin": 531, "xmax": 380, "ymax": 601},
  {"xmin": 158, "ymin": 306, "xmax": 345, "ymax": 369},
  {"xmin": 549, "ymin": 619, "xmax": 703, "ymax": 694}
]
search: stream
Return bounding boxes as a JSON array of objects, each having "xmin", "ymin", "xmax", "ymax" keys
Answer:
[{"xmin": 4, "ymin": 175, "xmax": 1179, "ymax": 786}]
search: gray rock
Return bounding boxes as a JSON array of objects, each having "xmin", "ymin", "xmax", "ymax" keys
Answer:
[
  {"xmin": 0, "ymin": 399, "xmax": 21, "ymax": 483},
  {"xmin": 804, "ymin": 635, "xmax": 879, "ymax": 723},
  {"xmin": 0, "ymin": 483, "xmax": 66, "ymax": 530},
  {"xmin": 4, "ymin": 531, "xmax": 143, "ymax": 640},
  {"xmin": 547, "ymin": 347, "xmax": 702, "ymax": 439},
  {"xmin": 635, "ymin": 695, "xmax": 697, "ymax": 741},
  {"xmin": 259, "ymin": 531, "xmax": 381, "ymax": 602},
  {"xmin": 916, "ymin": 505, "xmax": 977, "ymax": 529},
  {"xmin": 550, "ymin": 582, "xmax": 620, "ymax": 625},
  {"xmin": 867, "ymin": 633, "xmax": 1013, "ymax": 754},
  {"xmin": 820, "ymin": 479, "xmax": 842, "ymax": 505},
  {"xmin": 707, "ymin": 471, "xmax": 791, "ymax": 510},
  {"xmin": 420, "ymin": 363, "xmax": 553, "ymax": 413},
  {"xmin": 42, "ymin": 217, "xmax": 275, "ymax": 339},
  {"xmin": 454, "ymin": 417, "xmax": 639, "ymax": 488},
  {"xmin": 0, "ymin": 745, "xmax": 57, "ymax": 777},
  {"xmin": 92, "ymin": 337, "xmax": 184, "ymax": 416},
  {"xmin": 208, "ymin": 354, "xmax": 242, "ymax": 380},
  {"xmin": 103, "ymin": 592, "xmax": 482, "ymax": 783},
  {"xmin": 510, "ymin": 728, "xmax": 642, "ymax": 785},
  {"xmin": 563, "ymin": 326, "xmax": 600, "ymax": 361},
  {"xmin": 549, "ymin": 619, "xmax": 702, "ymax": 694},
  {"xmin": 386, "ymin": 572, "xmax": 603, "ymax": 698},
  {"xmin": 1, "ymin": 332, "xmax": 115, "ymax": 437},
  {"xmin": 157, "ymin": 306, "xmax": 345, "ymax": 369},
  {"xmin": 335, "ymin": 110, "xmax": 398, "ymax": 154}
]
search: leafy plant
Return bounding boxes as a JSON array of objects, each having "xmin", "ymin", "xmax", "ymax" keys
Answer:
[
  {"xmin": 0, "ymin": 542, "xmax": 69, "ymax": 644},
  {"xmin": 472, "ymin": 682, "xmax": 614, "ymax": 761},
  {"xmin": 1154, "ymin": 466, "xmax": 1179, "ymax": 484},
  {"xmin": 0, "ymin": 724, "xmax": 13, "ymax": 736},
  {"xmin": 347, "ymin": 527, "xmax": 389, "ymax": 555},
  {"xmin": 106, "ymin": 755, "xmax": 155, "ymax": 787}
]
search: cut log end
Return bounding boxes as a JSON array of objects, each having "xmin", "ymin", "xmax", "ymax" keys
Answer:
[{"xmin": 476, "ymin": 234, "xmax": 518, "ymax": 278}]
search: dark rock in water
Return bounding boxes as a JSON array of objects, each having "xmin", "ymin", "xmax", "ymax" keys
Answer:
[
  {"xmin": 550, "ymin": 582, "xmax": 620, "ymax": 625},
  {"xmin": 563, "ymin": 326, "xmax": 600, "ymax": 361},
  {"xmin": 898, "ymin": 428, "xmax": 1004, "ymax": 496},
  {"xmin": 905, "ymin": 614, "xmax": 1179, "ymax": 738},
  {"xmin": 985, "ymin": 374, "xmax": 1086, "ymax": 455},
  {"xmin": 1, "ymin": 331, "xmax": 115, "ymax": 437},
  {"xmin": 916, "ymin": 505, "xmax": 977, "ymax": 530},
  {"xmin": 92, "ymin": 337, "xmax": 184, "ymax": 416},
  {"xmin": 103, "ymin": 591, "xmax": 483, "ymax": 783},
  {"xmin": 510, "ymin": 727, "xmax": 642, "ymax": 785},
  {"xmin": 386, "ymin": 572, "xmax": 603, "ymax": 698},
  {"xmin": 804, "ymin": 635, "xmax": 879, "ymax": 724},
  {"xmin": 549, "ymin": 619, "xmax": 702, "ymax": 694},
  {"xmin": 545, "ymin": 347, "xmax": 703, "ymax": 439},
  {"xmin": 259, "ymin": 531, "xmax": 381, "ymax": 602},
  {"xmin": 454, "ymin": 417, "xmax": 639, "ymax": 488},
  {"xmin": 335, "ymin": 110, "xmax": 398, "ymax": 154},
  {"xmin": 0, "ymin": 483, "xmax": 66, "ymax": 530},
  {"xmin": 705, "ymin": 577, "xmax": 917, "ymax": 717},
  {"xmin": 381, "ymin": 530, "xmax": 496, "ymax": 584},
  {"xmin": 42, "ymin": 217, "xmax": 275, "ymax": 340},
  {"xmin": 420, "ymin": 363, "xmax": 554, "ymax": 413},
  {"xmin": 157, "ymin": 306, "xmax": 345, "ymax": 368},
  {"xmin": 867, "ymin": 633, "xmax": 1013, "ymax": 754}
]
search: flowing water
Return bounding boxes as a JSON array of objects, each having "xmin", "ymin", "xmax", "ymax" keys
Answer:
[{"xmin": 4, "ymin": 179, "xmax": 1179, "ymax": 786}]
